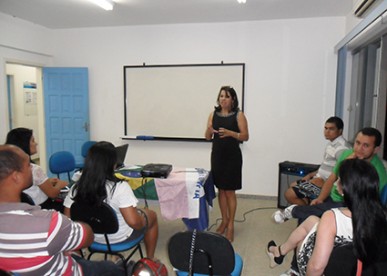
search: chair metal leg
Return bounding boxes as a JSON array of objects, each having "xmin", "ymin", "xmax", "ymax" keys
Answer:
[
  {"xmin": 125, "ymin": 244, "xmax": 143, "ymax": 262},
  {"xmin": 138, "ymin": 244, "xmax": 144, "ymax": 259},
  {"xmin": 118, "ymin": 255, "xmax": 127, "ymax": 275},
  {"xmin": 80, "ymin": 249, "xmax": 85, "ymax": 258},
  {"xmin": 87, "ymin": 252, "xmax": 93, "ymax": 260}
]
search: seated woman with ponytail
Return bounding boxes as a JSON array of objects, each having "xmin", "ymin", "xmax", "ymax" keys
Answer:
[{"xmin": 63, "ymin": 141, "xmax": 159, "ymax": 259}]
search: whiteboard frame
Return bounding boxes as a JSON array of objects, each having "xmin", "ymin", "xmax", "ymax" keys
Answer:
[{"xmin": 123, "ymin": 63, "xmax": 245, "ymax": 142}]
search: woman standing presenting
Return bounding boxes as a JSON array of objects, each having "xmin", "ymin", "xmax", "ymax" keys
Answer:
[{"xmin": 205, "ymin": 86, "xmax": 249, "ymax": 242}]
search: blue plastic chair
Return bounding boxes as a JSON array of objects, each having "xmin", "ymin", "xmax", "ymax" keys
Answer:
[
  {"xmin": 70, "ymin": 201, "xmax": 144, "ymax": 275},
  {"xmin": 49, "ymin": 151, "xmax": 76, "ymax": 183},
  {"xmin": 380, "ymin": 184, "xmax": 387, "ymax": 206},
  {"xmin": 168, "ymin": 230, "xmax": 243, "ymax": 276},
  {"xmin": 75, "ymin": 141, "xmax": 97, "ymax": 169}
]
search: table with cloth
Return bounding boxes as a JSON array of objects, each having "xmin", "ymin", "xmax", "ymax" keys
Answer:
[{"xmin": 115, "ymin": 166, "xmax": 215, "ymax": 231}]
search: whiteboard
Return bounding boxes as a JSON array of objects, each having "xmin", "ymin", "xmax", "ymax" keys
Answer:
[{"xmin": 124, "ymin": 63, "xmax": 245, "ymax": 141}]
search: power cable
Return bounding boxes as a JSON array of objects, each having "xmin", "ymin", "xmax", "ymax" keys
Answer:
[{"xmin": 207, "ymin": 206, "xmax": 278, "ymax": 231}]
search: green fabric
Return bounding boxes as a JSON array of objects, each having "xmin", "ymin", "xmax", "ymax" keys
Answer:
[
  {"xmin": 115, "ymin": 166, "xmax": 159, "ymax": 200},
  {"xmin": 330, "ymin": 149, "xmax": 387, "ymax": 202},
  {"xmin": 132, "ymin": 179, "xmax": 158, "ymax": 200}
]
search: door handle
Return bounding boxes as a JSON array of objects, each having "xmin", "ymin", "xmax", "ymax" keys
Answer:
[{"xmin": 83, "ymin": 122, "xmax": 89, "ymax": 132}]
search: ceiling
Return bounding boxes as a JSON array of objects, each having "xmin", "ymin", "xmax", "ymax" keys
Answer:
[{"xmin": 0, "ymin": 0, "xmax": 354, "ymax": 29}]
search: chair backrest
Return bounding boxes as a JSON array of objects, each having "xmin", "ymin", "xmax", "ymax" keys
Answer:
[
  {"xmin": 325, "ymin": 242, "xmax": 387, "ymax": 276},
  {"xmin": 81, "ymin": 141, "xmax": 97, "ymax": 158},
  {"xmin": 70, "ymin": 201, "xmax": 119, "ymax": 234},
  {"xmin": 168, "ymin": 231, "xmax": 236, "ymax": 275},
  {"xmin": 49, "ymin": 151, "xmax": 76, "ymax": 174},
  {"xmin": 20, "ymin": 192, "xmax": 35, "ymax": 205},
  {"xmin": 49, "ymin": 151, "xmax": 76, "ymax": 182}
]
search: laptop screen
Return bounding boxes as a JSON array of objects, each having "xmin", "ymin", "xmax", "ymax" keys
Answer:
[{"xmin": 115, "ymin": 144, "xmax": 129, "ymax": 169}]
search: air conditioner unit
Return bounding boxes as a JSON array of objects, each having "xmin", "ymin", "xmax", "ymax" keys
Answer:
[{"xmin": 354, "ymin": 0, "xmax": 376, "ymax": 17}]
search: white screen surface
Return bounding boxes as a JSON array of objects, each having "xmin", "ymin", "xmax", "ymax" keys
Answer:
[{"xmin": 124, "ymin": 63, "xmax": 245, "ymax": 140}]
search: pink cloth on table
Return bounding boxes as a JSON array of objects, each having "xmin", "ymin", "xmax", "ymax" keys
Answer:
[{"xmin": 154, "ymin": 168, "xmax": 205, "ymax": 220}]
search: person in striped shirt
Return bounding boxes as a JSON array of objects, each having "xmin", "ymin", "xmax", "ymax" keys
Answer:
[{"xmin": 0, "ymin": 144, "xmax": 124, "ymax": 276}]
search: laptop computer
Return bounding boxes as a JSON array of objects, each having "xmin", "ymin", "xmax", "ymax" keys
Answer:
[{"xmin": 115, "ymin": 144, "xmax": 129, "ymax": 169}]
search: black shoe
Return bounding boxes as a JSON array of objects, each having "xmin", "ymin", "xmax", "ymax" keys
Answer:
[{"xmin": 266, "ymin": 240, "xmax": 285, "ymax": 268}]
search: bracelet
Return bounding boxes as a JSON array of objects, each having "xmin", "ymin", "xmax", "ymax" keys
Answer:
[{"xmin": 237, "ymin": 133, "xmax": 240, "ymax": 139}]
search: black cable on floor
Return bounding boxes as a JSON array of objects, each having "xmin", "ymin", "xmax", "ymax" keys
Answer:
[{"xmin": 207, "ymin": 206, "xmax": 278, "ymax": 231}]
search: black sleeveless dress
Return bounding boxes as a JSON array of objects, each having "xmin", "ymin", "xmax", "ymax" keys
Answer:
[{"xmin": 211, "ymin": 111, "xmax": 242, "ymax": 190}]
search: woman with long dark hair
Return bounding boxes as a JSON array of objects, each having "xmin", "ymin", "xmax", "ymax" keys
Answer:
[
  {"xmin": 63, "ymin": 141, "xmax": 159, "ymax": 259},
  {"xmin": 340, "ymin": 158, "xmax": 387, "ymax": 263},
  {"xmin": 5, "ymin": 127, "xmax": 68, "ymax": 210},
  {"xmin": 324, "ymin": 158, "xmax": 387, "ymax": 275},
  {"xmin": 266, "ymin": 158, "xmax": 387, "ymax": 275}
]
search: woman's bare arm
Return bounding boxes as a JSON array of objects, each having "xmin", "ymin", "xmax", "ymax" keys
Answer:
[
  {"xmin": 120, "ymin": 206, "xmax": 146, "ymax": 230},
  {"xmin": 306, "ymin": 211, "xmax": 337, "ymax": 276},
  {"xmin": 39, "ymin": 178, "xmax": 68, "ymax": 198}
]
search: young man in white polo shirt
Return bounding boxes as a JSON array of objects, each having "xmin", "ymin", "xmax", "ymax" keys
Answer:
[{"xmin": 283, "ymin": 116, "xmax": 350, "ymax": 207}]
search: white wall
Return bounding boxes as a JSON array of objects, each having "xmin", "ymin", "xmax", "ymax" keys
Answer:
[
  {"xmin": 49, "ymin": 18, "xmax": 345, "ymax": 196},
  {"xmin": 0, "ymin": 12, "xmax": 53, "ymax": 142},
  {"xmin": 0, "ymin": 13, "xmax": 53, "ymax": 170},
  {"xmin": 0, "ymin": 12, "xmax": 347, "ymax": 196}
]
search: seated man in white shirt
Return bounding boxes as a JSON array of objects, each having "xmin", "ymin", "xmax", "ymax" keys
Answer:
[{"xmin": 283, "ymin": 116, "xmax": 350, "ymax": 206}]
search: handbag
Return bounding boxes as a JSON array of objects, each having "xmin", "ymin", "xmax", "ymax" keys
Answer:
[{"xmin": 132, "ymin": 257, "xmax": 168, "ymax": 276}]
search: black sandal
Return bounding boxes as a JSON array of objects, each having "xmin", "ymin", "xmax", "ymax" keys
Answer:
[{"xmin": 266, "ymin": 240, "xmax": 285, "ymax": 268}]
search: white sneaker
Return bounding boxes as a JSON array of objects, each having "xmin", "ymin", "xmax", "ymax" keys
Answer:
[
  {"xmin": 280, "ymin": 268, "xmax": 299, "ymax": 276},
  {"xmin": 272, "ymin": 204, "xmax": 296, "ymax": 224}
]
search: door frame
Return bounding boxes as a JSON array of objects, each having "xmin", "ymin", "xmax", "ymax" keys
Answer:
[{"xmin": 5, "ymin": 63, "xmax": 47, "ymax": 169}]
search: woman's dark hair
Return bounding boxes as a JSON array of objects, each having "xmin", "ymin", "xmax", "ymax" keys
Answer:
[
  {"xmin": 5, "ymin": 128, "xmax": 33, "ymax": 156},
  {"xmin": 214, "ymin": 86, "xmax": 240, "ymax": 112},
  {"xmin": 73, "ymin": 141, "xmax": 118, "ymax": 206},
  {"xmin": 339, "ymin": 158, "xmax": 387, "ymax": 264}
]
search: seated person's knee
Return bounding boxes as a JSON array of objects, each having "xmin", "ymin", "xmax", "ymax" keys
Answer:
[{"xmin": 285, "ymin": 186, "xmax": 297, "ymax": 201}]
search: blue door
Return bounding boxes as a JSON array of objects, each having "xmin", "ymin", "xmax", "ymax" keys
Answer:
[{"xmin": 43, "ymin": 67, "xmax": 89, "ymax": 173}]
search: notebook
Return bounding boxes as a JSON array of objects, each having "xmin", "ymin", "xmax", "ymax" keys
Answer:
[{"xmin": 115, "ymin": 144, "xmax": 129, "ymax": 169}]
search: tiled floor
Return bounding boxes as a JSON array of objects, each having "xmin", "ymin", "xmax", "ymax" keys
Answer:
[{"xmin": 96, "ymin": 196, "xmax": 297, "ymax": 275}]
